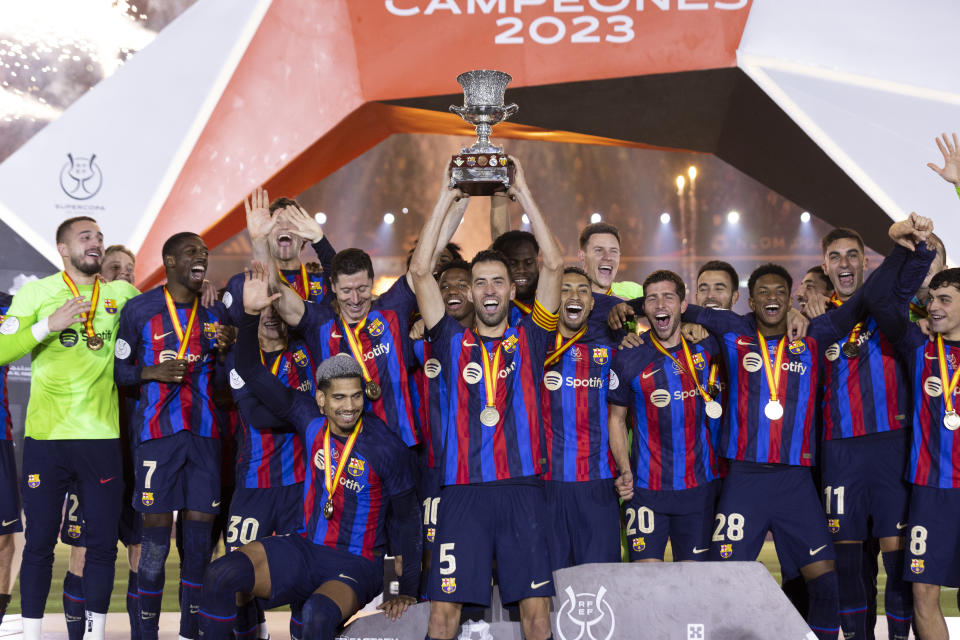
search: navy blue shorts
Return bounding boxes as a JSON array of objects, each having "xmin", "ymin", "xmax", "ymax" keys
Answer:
[
  {"xmin": 428, "ymin": 481, "xmax": 554, "ymax": 606},
  {"xmin": 0, "ymin": 440, "xmax": 22, "ymax": 534},
  {"xmin": 821, "ymin": 430, "xmax": 910, "ymax": 541},
  {"xmin": 625, "ymin": 481, "xmax": 718, "ymax": 562},
  {"xmin": 226, "ymin": 484, "xmax": 303, "ymax": 552},
  {"xmin": 259, "ymin": 534, "xmax": 382, "ymax": 609},
  {"xmin": 545, "ymin": 479, "xmax": 621, "ymax": 569},
  {"xmin": 134, "ymin": 431, "xmax": 221, "ymax": 514},
  {"xmin": 904, "ymin": 485, "xmax": 960, "ymax": 587},
  {"xmin": 709, "ymin": 462, "xmax": 835, "ymax": 579},
  {"xmin": 419, "ymin": 467, "xmax": 442, "ymax": 551}
]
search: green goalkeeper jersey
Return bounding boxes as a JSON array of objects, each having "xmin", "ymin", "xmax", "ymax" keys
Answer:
[{"xmin": 0, "ymin": 272, "xmax": 139, "ymax": 439}]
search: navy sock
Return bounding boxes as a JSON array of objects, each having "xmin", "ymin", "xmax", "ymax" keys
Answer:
[
  {"xmin": 806, "ymin": 571, "xmax": 841, "ymax": 640},
  {"xmin": 235, "ymin": 599, "xmax": 260, "ymax": 639},
  {"xmin": 138, "ymin": 526, "xmax": 171, "ymax": 640},
  {"xmin": 290, "ymin": 601, "xmax": 303, "ymax": 640},
  {"xmin": 179, "ymin": 519, "xmax": 214, "ymax": 640},
  {"xmin": 881, "ymin": 550, "xmax": 913, "ymax": 640},
  {"xmin": 835, "ymin": 544, "xmax": 867, "ymax": 639},
  {"xmin": 126, "ymin": 570, "xmax": 141, "ymax": 640},
  {"xmin": 0, "ymin": 593, "xmax": 9, "ymax": 625},
  {"xmin": 198, "ymin": 552, "xmax": 255, "ymax": 640},
  {"xmin": 301, "ymin": 593, "xmax": 343, "ymax": 640},
  {"xmin": 62, "ymin": 571, "xmax": 85, "ymax": 640}
]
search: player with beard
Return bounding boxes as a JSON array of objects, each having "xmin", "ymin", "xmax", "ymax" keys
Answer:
[
  {"xmin": 411, "ymin": 159, "xmax": 563, "ymax": 640},
  {"xmin": 411, "ymin": 259, "xmax": 474, "ymax": 595},
  {"xmin": 577, "ymin": 223, "xmax": 643, "ymax": 300},
  {"xmin": 222, "ymin": 188, "xmax": 336, "ymax": 325},
  {"xmin": 198, "ymin": 265, "xmax": 420, "ymax": 640},
  {"xmin": 541, "ymin": 266, "xmax": 625, "ymax": 570},
  {"xmin": 0, "ymin": 216, "xmax": 139, "ymax": 640},
  {"xmin": 114, "ymin": 232, "xmax": 230, "ymax": 640},
  {"xmin": 493, "ymin": 230, "xmax": 540, "ymax": 325},
  {"xmin": 794, "ymin": 266, "xmax": 833, "ymax": 315},
  {"xmin": 812, "ymin": 227, "xmax": 916, "ymax": 640},
  {"xmin": 607, "ymin": 270, "xmax": 720, "ymax": 563},
  {"xmin": 224, "ymin": 301, "xmax": 316, "ymax": 639},
  {"xmin": 679, "ymin": 263, "xmax": 870, "ymax": 640},
  {"xmin": 695, "ymin": 261, "xmax": 740, "ymax": 311}
]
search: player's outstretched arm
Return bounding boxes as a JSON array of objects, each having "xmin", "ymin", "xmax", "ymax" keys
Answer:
[
  {"xmin": 409, "ymin": 179, "xmax": 465, "ymax": 330},
  {"xmin": 489, "ymin": 191, "xmax": 509, "ymax": 244},
  {"xmin": 510, "ymin": 157, "xmax": 562, "ymax": 314},
  {"xmin": 927, "ymin": 132, "xmax": 960, "ymax": 188},
  {"xmin": 607, "ymin": 404, "xmax": 634, "ymax": 501},
  {"xmin": 429, "ymin": 193, "xmax": 470, "ymax": 272}
]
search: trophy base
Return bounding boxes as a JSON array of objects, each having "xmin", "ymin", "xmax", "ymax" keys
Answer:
[{"xmin": 450, "ymin": 154, "xmax": 513, "ymax": 196}]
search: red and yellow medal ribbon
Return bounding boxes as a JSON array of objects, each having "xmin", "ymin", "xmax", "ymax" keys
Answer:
[
  {"xmin": 279, "ymin": 264, "xmax": 310, "ymax": 300},
  {"xmin": 936, "ymin": 334, "xmax": 960, "ymax": 415},
  {"xmin": 323, "ymin": 419, "xmax": 362, "ymax": 512},
  {"xmin": 707, "ymin": 363, "xmax": 719, "ymax": 390},
  {"xmin": 339, "ymin": 315, "xmax": 373, "ymax": 386},
  {"xmin": 512, "ymin": 299, "xmax": 531, "ymax": 315},
  {"xmin": 829, "ymin": 293, "xmax": 863, "ymax": 347},
  {"xmin": 477, "ymin": 331, "xmax": 504, "ymax": 413},
  {"xmin": 756, "ymin": 330, "xmax": 787, "ymax": 405},
  {"xmin": 650, "ymin": 335, "xmax": 713, "ymax": 405},
  {"xmin": 259, "ymin": 349, "xmax": 285, "ymax": 376},
  {"xmin": 544, "ymin": 326, "xmax": 586, "ymax": 367},
  {"xmin": 163, "ymin": 287, "xmax": 199, "ymax": 360},
  {"xmin": 61, "ymin": 272, "xmax": 99, "ymax": 341}
]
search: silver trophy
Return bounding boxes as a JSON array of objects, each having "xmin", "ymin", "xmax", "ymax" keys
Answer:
[{"xmin": 449, "ymin": 70, "xmax": 518, "ymax": 196}]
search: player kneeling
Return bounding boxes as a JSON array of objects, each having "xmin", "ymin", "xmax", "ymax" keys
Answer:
[{"xmin": 198, "ymin": 264, "xmax": 421, "ymax": 640}]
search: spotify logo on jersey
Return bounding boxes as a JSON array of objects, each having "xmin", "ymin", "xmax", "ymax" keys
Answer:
[
  {"xmin": 424, "ymin": 358, "xmax": 442, "ymax": 379},
  {"xmin": 543, "ymin": 371, "xmax": 563, "ymax": 391},
  {"xmin": 649, "ymin": 389, "xmax": 671, "ymax": 408},
  {"xmin": 825, "ymin": 344, "xmax": 841, "ymax": 362},
  {"xmin": 924, "ymin": 376, "xmax": 943, "ymax": 398},
  {"xmin": 462, "ymin": 362, "xmax": 482, "ymax": 385},
  {"xmin": 742, "ymin": 352, "xmax": 763, "ymax": 373}
]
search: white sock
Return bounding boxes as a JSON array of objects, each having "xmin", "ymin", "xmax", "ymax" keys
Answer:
[
  {"xmin": 83, "ymin": 611, "xmax": 106, "ymax": 640},
  {"xmin": 259, "ymin": 621, "xmax": 271, "ymax": 639},
  {"xmin": 21, "ymin": 616, "xmax": 42, "ymax": 640}
]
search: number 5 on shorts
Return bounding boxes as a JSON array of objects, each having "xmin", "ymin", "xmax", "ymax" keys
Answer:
[
  {"xmin": 142, "ymin": 460, "xmax": 157, "ymax": 489},
  {"xmin": 439, "ymin": 543, "xmax": 456, "ymax": 575}
]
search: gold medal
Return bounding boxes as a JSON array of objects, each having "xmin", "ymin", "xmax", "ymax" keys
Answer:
[
  {"xmin": 365, "ymin": 381, "xmax": 381, "ymax": 401},
  {"xmin": 842, "ymin": 342, "xmax": 860, "ymax": 359},
  {"xmin": 480, "ymin": 407, "xmax": 500, "ymax": 427},
  {"xmin": 706, "ymin": 383, "xmax": 720, "ymax": 399},
  {"xmin": 323, "ymin": 500, "xmax": 334, "ymax": 520},
  {"xmin": 86, "ymin": 334, "xmax": 104, "ymax": 351},
  {"xmin": 61, "ymin": 272, "xmax": 100, "ymax": 349},
  {"xmin": 322, "ymin": 419, "xmax": 362, "ymax": 524},
  {"xmin": 339, "ymin": 314, "xmax": 381, "ymax": 402}
]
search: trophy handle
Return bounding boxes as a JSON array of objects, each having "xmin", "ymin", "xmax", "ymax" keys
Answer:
[
  {"xmin": 449, "ymin": 105, "xmax": 468, "ymax": 116},
  {"xmin": 503, "ymin": 103, "xmax": 519, "ymax": 120}
]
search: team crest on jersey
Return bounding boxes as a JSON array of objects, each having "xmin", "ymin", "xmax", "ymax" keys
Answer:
[
  {"xmin": 67, "ymin": 524, "xmax": 82, "ymax": 539},
  {"xmin": 427, "ymin": 527, "xmax": 435, "ymax": 543},
  {"xmin": 691, "ymin": 352, "xmax": 706, "ymax": 370},
  {"xmin": 632, "ymin": 537, "xmax": 645, "ymax": 552},
  {"xmin": 911, "ymin": 559, "xmax": 924, "ymax": 574},
  {"xmin": 309, "ymin": 280, "xmax": 324, "ymax": 295},
  {"xmin": 788, "ymin": 340, "xmax": 806, "ymax": 355},
  {"xmin": 203, "ymin": 322, "xmax": 218, "ymax": 340},
  {"xmin": 367, "ymin": 318, "xmax": 385, "ymax": 338},
  {"xmin": 592, "ymin": 347, "xmax": 609, "ymax": 365},
  {"xmin": 828, "ymin": 518, "xmax": 840, "ymax": 534},
  {"xmin": 347, "ymin": 457, "xmax": 365, "ymax": 477},
  {"xmin": 141, "ymin": 492, "xmax": 154, "ymax": 506},
  {"xmin": 720, "ymin": 544, "xmax": 733, "ymax": 559},
  {"xmin": 104, "ymin": 299, "xmax": 118, "ymax": 314},
  {"xmin": 441, "ymin": 577, "xmax": 456, "ymax": 593},
  {"xmin": 502, "ymin": 334, "xmax": 519, "ymax": 354},
  {"xmin": 293, "ymin": 349, "xmax": 308, "ymax": 368},
  {"xmin": 27, "ymin": 474, "xmax": 40, "ymax": 488}
]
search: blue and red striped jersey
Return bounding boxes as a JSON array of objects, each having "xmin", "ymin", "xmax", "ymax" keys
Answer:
[
  {"xmin": 0, "ymin": 292, "xmax": 11, "ymax": 440},
  {"xmin": 114, "ymin": 287, "xmax": 225, "ymax": 444},
  {"xmin": 218, "ymin": 403, "xmax": 239, "ymax": 488},
  {"xmin": 508, "ymin": 299, "xmax": 532, "ymax": 327},
  {"xmin": 541, "ymin": 337, "xmax": 618, "ymax": 482},
  {"xmin": 608, "ymin": 335, "xmax": 720, "ymax": 490},
  {"xmin": 411, "ymin": 339, "xmax": 445, "ymax": 469},
  {"xmin": 821, "ymin": 313, "xmax": 908, "ymax": 440},
  {"xmin": 297, "ymin": 277, "xmax": 418, "ymax": 447},
  {"xmin": 227, "ymin": 339, "xmax": 315, "ymax": 489},
  {"xmin": 683, "ymin": 301, "xmax": 862, "ymax": 466},
  {"xmin": 426, "ymin": 304, "xmax": 557, "ymax": 486}
]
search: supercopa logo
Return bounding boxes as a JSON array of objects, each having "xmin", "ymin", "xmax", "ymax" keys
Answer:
[
  {"xmin": 60, "ymin": 153, "xmax": 103, "ymax": 200},
  {"xmin": 556, "ymin": 585, "xmax": 615, "ymax": 640}
]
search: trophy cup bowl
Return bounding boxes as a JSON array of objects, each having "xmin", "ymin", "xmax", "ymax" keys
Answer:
[{"xmin": 449, "ymin": 70, "xmax": 519, "ymax": 196}]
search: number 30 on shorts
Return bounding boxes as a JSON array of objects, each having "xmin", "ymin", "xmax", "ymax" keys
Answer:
[
  {"xmin": 226, "ymin": 516, "xmax": 260, "ymax": 546},
  {"xmin": 712, "ymin": 513, "xmax": 745, "ymax": 541}
]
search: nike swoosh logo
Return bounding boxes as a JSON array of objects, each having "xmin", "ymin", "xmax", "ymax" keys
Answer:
[
  {"xmin": 809, "ymin": 545, "xmax": 827, "ymax": 556},
  {"xmin": 331, "ymin": 330, "xmax": 342, "ymax": 338},
  {"xmin": 925, "ymin": 353, "xmax": 940, "ymax": 360},
  {"xmin": 897, "ymin": 522, "xmax": 908, "ymax": 530},
  {"xmin": 737, "ymin": 338, "xmax": 754, "ymax": 346},
  {"xmin": 153, "ymin": 331, "xmax": 173, "ymax": 341},
  {"xmin": 338, "ymin": 573, "xmax": 358, "ymax": 583},
  {"xmin": 530, "ymin": 580, "xmax": 551, "ymax": 589},
  {"xmin": 642, "ymin": 369, "xmax": 661, "ymax": 379},
  {"xmin": 1, "ymin": 519, "xmax": 17, "ymax": 527},
  {"xmin": 211, "ymin": 500, "xmax": 221, "ymax": 507},
  {"xmin": 692, "ymin": 547, "xmax": 708, "ymax": 554},
  {"xmin": 462, "ymin": 340, "xmax": 477, "ymax": 348},
  {"xmin": 100, "ymin": 477, "xmax": 115, "ymax": 484}
]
